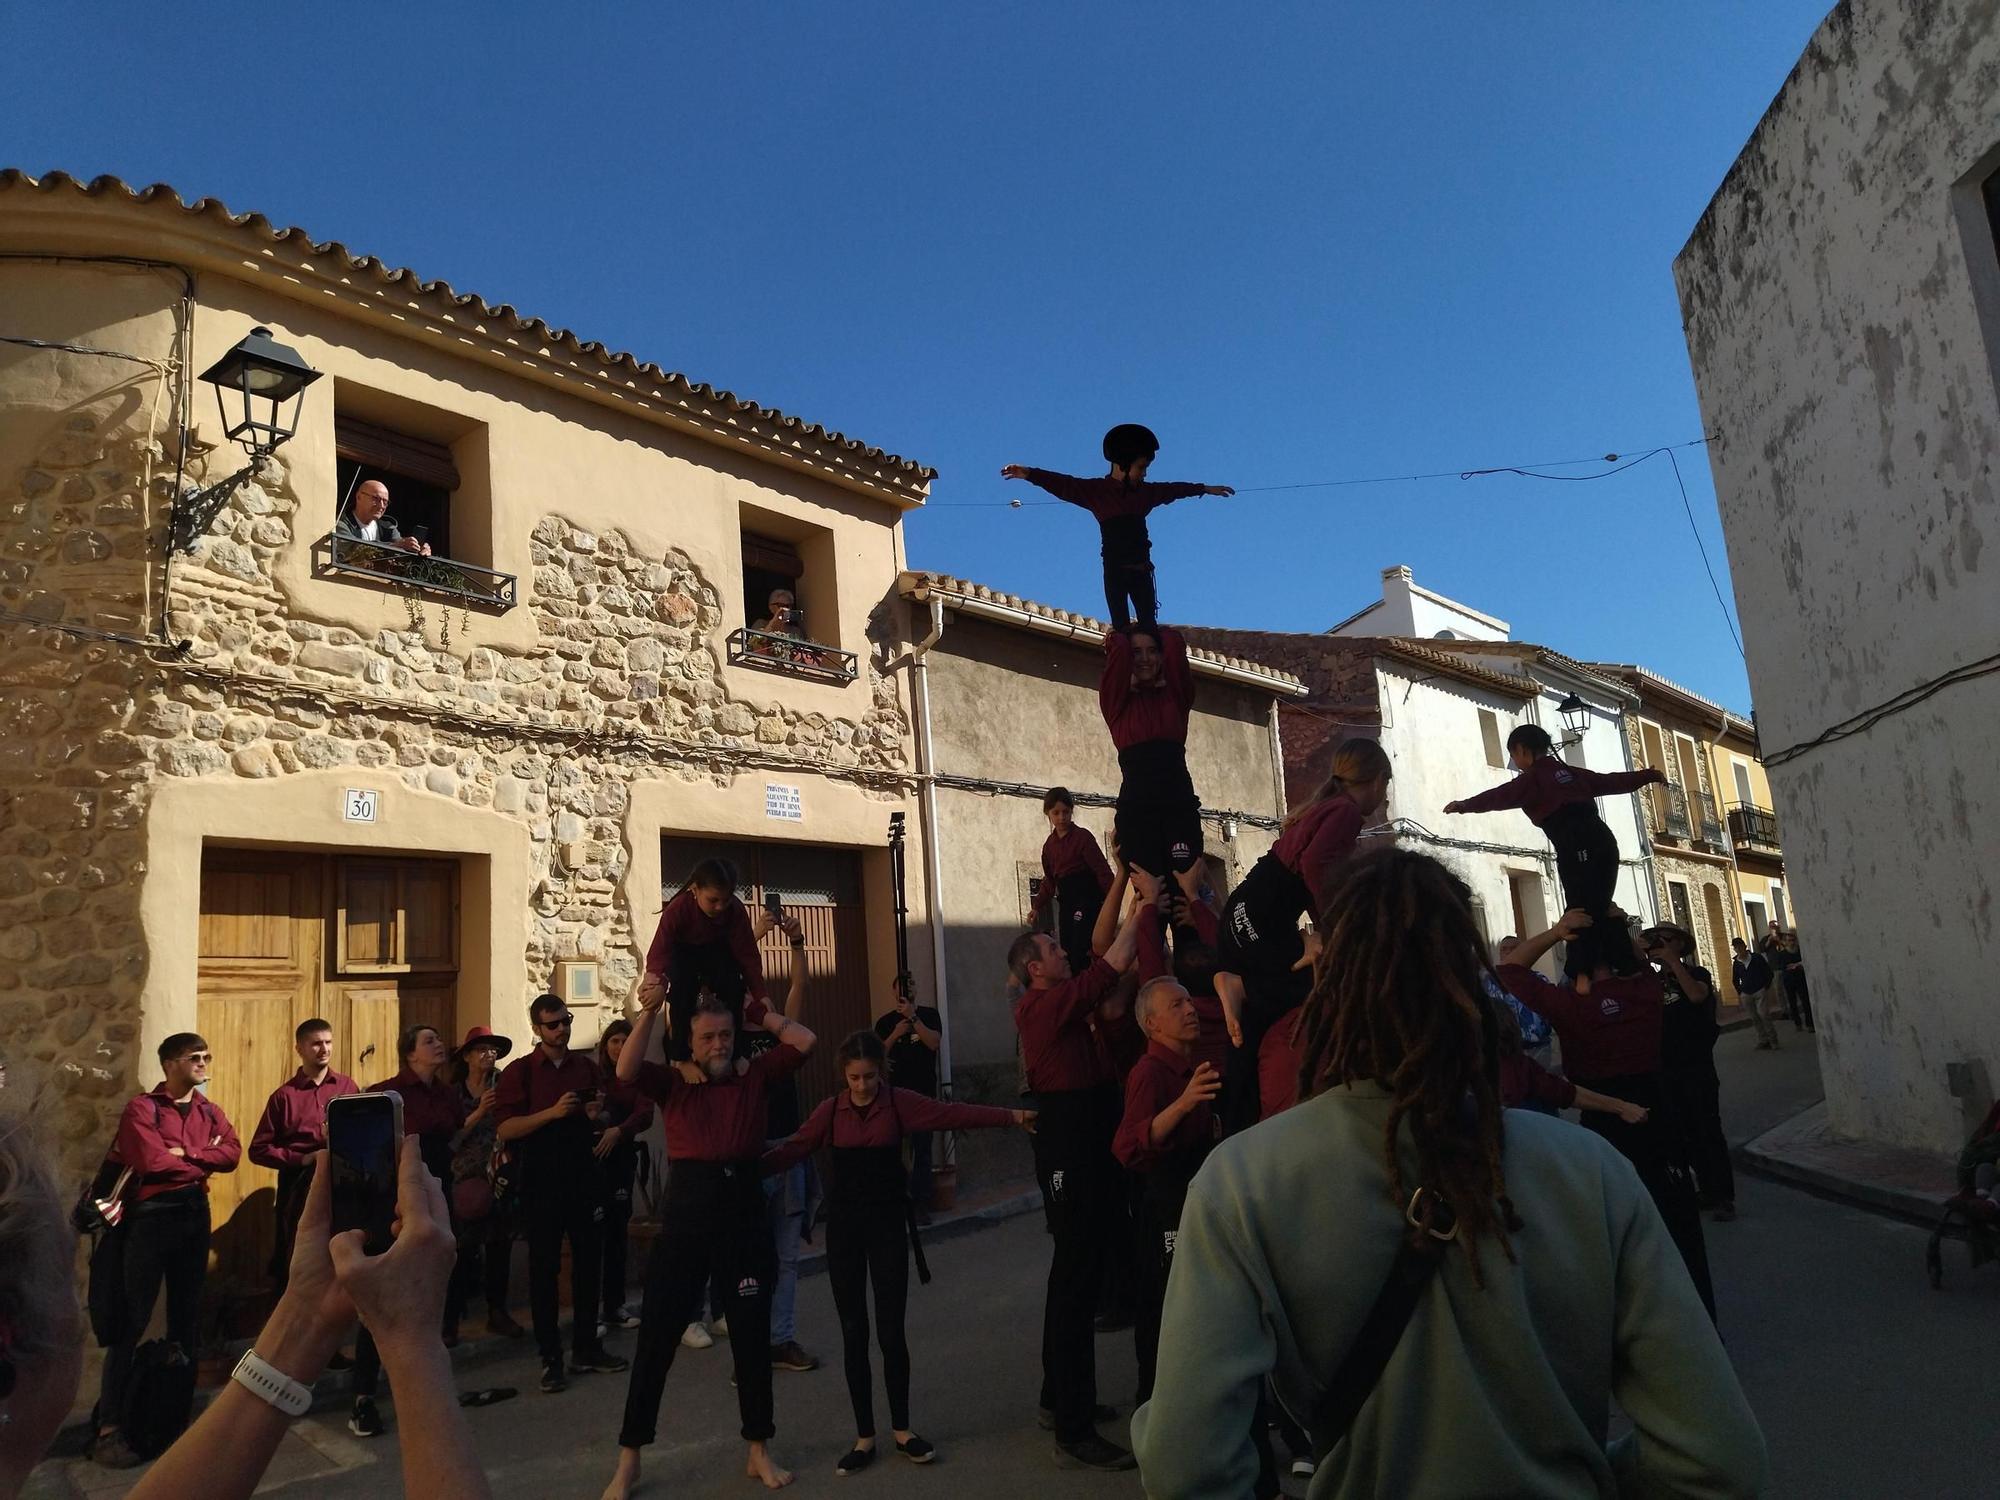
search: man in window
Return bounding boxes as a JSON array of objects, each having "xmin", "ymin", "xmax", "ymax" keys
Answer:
[
  {"xmin": 337, "ymin": 478, "xmax": 430, "ymax": 555},
  {"xmin": 750, "ymin": 588, "xmax": 823, "ymax": 668}
]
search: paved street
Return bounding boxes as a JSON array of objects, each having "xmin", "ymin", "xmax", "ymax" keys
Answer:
[{"xmin": 34, "ymin": 1028, "xmax": 2000, "ymax": 1499}]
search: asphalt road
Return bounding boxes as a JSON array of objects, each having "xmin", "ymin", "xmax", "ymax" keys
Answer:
[{"xmin": 35, "ymin": 1026, "xmax": 2000, "ymax": 1499}]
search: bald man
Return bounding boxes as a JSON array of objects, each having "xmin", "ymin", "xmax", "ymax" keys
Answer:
[{"xmin": 338, "ymin": 479, "xmax": 430, "ymax": 555}]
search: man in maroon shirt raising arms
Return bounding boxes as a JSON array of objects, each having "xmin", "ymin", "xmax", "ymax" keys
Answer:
[
  {"xmin": 249, "ymin": 1017, "xmax": 358, "ymax": 1290},
  {"xmin": 1009, "ymin": 897, "xmax": 1145, "ymax": 1471},
  {"xmin": 604, "ymin": 984, "xmax": 817, "ymax": 1497},
  {"xmin": 92, "ymin": 1032, "xmax": 241, "ymax": 1468},
  {"xmin": 1029, "ymin": 788, "xmax": 1115, "ymax": 975}
]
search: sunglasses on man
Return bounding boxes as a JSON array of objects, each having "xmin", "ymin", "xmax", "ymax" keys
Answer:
[{"xmin": 537, "ymin": 1014, "xmax": 575, "ymax": 1030}]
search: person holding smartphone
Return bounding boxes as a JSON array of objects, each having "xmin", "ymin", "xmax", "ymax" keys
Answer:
[{"xmin": 493, "ymin": 994, "xmax": 630, "ymax": 1396}]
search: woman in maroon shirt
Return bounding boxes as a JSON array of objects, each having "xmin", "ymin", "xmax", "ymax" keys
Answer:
[
  {"xmin": 644, "ymin": 857, "xmax": 771, "ymax": 1061},
  {"xmin": 1100, "ymin": 622, "xmax": 1203, "ymax": 880},
  {"xmin": 764, "ymin": 1029, "xmax": 1032, "ymax": 1476}
]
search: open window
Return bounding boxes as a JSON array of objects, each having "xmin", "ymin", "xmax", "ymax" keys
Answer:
[
  {"xmin": 1477, "ymin": 708, "xmax": 1505, "ymax": 768},
  {"xmin": 728, "ymin": 507, "xmax": 857, "ymax": 683}
]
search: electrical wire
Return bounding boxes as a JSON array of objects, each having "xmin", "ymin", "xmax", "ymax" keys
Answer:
[
  {"xmin": 1761, "ymin": 648, "xmax": 2000, "ymax": 770},
  {"xmin": 0, "ymin": 334, "xmax": 175, "ymax": 370},
  {"xmin": 0, "ymin": 607, "xmax": 186, "ymax": 653},
  {"xmin": 1665, "ymin": 447, "xmax": 1745, "ymax": 659}
]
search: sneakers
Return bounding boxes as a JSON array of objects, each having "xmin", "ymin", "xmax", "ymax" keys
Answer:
[
  {"xmin": 1290, "ymin": 1457, "xmax": 1318, "ymax": 1479},
  {"xmin": 570, "ymin": 1345, "xmax": 630, "ymax": 1375},
  {"xmin": 896, "ymin": 1435, "xmax": 937, "ymax": 1464},
  {"xmin": 540, "ymin": 1358, "xmax": 568, "ymax": 1394},
  {"xmin": 711, "ymin": 1314, "xmax": 730, "ymax": 1338},
  {"xmin": 836, "ymin": 1446, "xmax": 876, "ymax": 1476},
  {"xmin": 680, "ymin": 1322, "xmax": 715, "ymax": 1350},
  {"xmin": 1053, "ymin": 1433, "xmax": 1136, "ymax": 1471},
  {"xmin": 348, "ymin": 1397, "xmax": 385, "ymax": 1438},
  {"xmin": 487, "ymin": 1311, "xmax": 527, "ymax": 1339},
  {"xmin": 1038, "ymin": 1403, "xmax": 1118, "ymax": 1431},
  {"xmin": 607, "ymin": 1303, "xmax": 643, "ymax": 1329},
  {"xmin": 92, "ymin": 1431, "xmax": 145, "ymax": 1469},
  {"xmin": 771, "ymin": 1340, "xmax": 820, "ymax": 1372}
]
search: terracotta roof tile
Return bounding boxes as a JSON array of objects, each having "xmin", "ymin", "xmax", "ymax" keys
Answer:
[
  {"xmin": 0, "ymin": 170, "xmax": 933, "ymax": 499},
  {"xmin": 1184, "ymin": 627, "xmax": 1536, "ymax": 700}
]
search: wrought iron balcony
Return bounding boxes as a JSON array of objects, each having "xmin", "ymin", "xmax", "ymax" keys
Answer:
[
  {"xmin": 1693, "ymin": 789, "xmax": 1726, "ymax": 845},
  {"xmin": 1727, "ymin": 802, "xmax": 1782, "ymax": 851},
  {"xmin": 727, "ymin": 626, "xmax": 858, "ymax": 685},
  {"xmin": 313, "ymin": 534, "xmax": 517, "ymax": 611},
  {"xmin": 1648, "ymin": 781, "xmax": 1691, "ymax": 839}
]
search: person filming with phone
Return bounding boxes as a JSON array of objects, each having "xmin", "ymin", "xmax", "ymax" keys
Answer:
[
  {"xmin": 336, "ymin": 478, "xmax": 431, "ymax": 556},
  {"xmin": 494, "ymin": 994, "xmax": 630, "ymax": 1397}
]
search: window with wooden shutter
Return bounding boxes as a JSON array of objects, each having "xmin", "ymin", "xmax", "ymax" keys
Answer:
[{"xmin": 336, "ymin": 858, "xmax": 459, "ymax": 975}]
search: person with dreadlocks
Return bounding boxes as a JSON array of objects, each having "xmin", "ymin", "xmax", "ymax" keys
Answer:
[
  {"xmin": 1214, "ymin": 738, "xmax": 1392, "ymax": 1130},
  {"xmin": 1131, "ymin": 849, "xmax": 1764, "ymax": 1499},
  {"xmin": 1001, "ymin": 424, "xmax": 1235, "ymax": 631},
  {"xmin": 1444, "ymin": 724, "xmax": 1665, "ymax": 975},
  {"xmin": 1498, "ymin": 909, "xmax": 1718, "ymax": 1320}
]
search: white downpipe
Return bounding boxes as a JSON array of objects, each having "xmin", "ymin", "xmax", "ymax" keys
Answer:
[{"xmin": 908, "ymin": 595, "xmax": 954, "ymax": 1088}]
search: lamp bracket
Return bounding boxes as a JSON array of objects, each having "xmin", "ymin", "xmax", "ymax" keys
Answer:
[{"xmin": 169, "ymin": 454, "xmax": 269, "ymax": 554}]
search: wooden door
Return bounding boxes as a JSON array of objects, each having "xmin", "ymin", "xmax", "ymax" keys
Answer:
[{"xmin": 329, "ymin": 857, "xmax": 461, "ymax": 1069}]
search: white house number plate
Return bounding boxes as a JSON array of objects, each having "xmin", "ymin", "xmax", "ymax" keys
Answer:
[{"xmin": 342, "ymin": 788, "xmax": 380, "ymax": 824}]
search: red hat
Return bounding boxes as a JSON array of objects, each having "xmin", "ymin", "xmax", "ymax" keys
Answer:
[{"xmin": 454, "ymin": 1025, "xmax": 513, "ymax": 1061}]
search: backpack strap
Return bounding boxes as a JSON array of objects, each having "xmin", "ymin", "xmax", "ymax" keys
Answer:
[
  {"xmin": 1309, "ymin": 1189, "xmax": 1456, "ymax": 1466},
  {"xmin": 885, "ymin": 1088, "xmax": 932, "ymax": 1286}
]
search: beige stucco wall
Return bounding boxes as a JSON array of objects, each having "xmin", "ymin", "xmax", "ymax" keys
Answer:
[
  {"xmin": 1675, "ymin": 0, "xmax": 2000, "ymax": 1151},
  {"xmin": 920, "ymin": 613, "xmax": 1286, "ymax": 1098},
  {"xmin": 0, "ymin": 203, "xmax": 928, "ymax": 1186}
]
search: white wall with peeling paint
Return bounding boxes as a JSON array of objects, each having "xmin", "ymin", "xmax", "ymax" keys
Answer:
[{"xmin": 1675, "ymin": 0, "xmax": 2000, "ymax": 1154}]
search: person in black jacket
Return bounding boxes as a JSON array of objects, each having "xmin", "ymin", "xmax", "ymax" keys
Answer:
[
  {"xmin": 1650, "ymin": 925, "xmax": 1733, "ymax": 1222},
  {"xmin": 1730, "ymin": 937, "xmax": 1779, "ymax": 1050}
]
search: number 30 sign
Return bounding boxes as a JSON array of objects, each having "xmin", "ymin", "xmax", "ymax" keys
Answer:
[{"xmin": 342, "ymin": 788, "xmax": 379, "ymax": 824}]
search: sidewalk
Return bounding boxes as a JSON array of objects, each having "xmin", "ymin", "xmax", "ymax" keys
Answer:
[{"xmin": 1738, "ymin": 1099, "xmax": 1958, "ymax": 1225}]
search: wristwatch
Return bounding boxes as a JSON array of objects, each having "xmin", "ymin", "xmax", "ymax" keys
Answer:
[{"xmin": 231, "ymin": 1348, "xmax": 315, "ymax": 1417}]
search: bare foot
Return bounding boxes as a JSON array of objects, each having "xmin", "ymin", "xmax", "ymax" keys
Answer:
[
  {"xmin": 746, "ymin": 1442, "xmax": 794, "ymax": 1490},
  {"xmin": 601, "ymin": 1447, "xmax": 641, "ymax": 1500}
]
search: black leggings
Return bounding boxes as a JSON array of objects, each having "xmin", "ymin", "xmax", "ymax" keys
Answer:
[
  {"xmin": 664, "ymin": 939, "xmax": 750, "ymax": 1061},
  {"xmin": 601, "ymin": 1147, "xmax": 638, "ymax": 1318},
  {"xmin": 1216, "ymin": 865, "xmax": 1314, "ymax": 1133},
  {"xmin": 1030, "ymin": 1091, "xmax": 1119, "ymax": 1443},
  {"xmin": 1052, "ymin": 870, "xmax": 1106, "ymax": 975},
  {"xmin": 100, "ymin": 1193, "xmax": 208, "ymax": 1431},
  {"xmin": 826, "ymin": 1209, "xmax": 912, "ymax": 1438},
  {"xmin": 1575, "ymin": 1075, "xmax": 1717, "ymax": 1321},
  {"xmin": 1102, "ymin": 552, "xmax": 1158, "ymax": 632},
  {"xmin": 1549, "ymin": 810, "xmax": 1624, "ymax": 975}
]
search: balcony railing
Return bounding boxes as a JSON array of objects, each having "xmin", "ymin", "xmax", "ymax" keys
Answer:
[
  {"xmin": 314, "ymin": 534, "xmax": 518, "ymax": 612},
  {"xmin": 1693, "ymin": 789, "xmax": 1725, "ymax": 845},
  {"xmin": 726, "ymin": 626, "xmax": 858, "ymax": 685},
  {"xmin": 1647, "ymin": 781, "xmax": 1691, "ymax": 839},
  {"xmin": 1727, "ymin": 802, "xmax": 1782, "ymax": 851}
]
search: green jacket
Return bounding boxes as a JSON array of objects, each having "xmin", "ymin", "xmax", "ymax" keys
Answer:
[{"xmin": 1131, "ymin": 1084, "xmax": 1765, "ymax": 1498}]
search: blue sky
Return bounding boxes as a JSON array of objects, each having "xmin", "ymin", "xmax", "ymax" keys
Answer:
[{"xmin": 9, "ymin": 2, "xmax": 1837, "ymax": 709}]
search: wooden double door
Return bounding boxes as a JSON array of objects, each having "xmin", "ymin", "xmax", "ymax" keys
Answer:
[{"xmin": 197, "ymin": 848, "xmax": 460, "ymax": 1287}]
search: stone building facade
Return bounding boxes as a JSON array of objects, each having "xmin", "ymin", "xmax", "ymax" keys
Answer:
[
  {"xmin": 0, "ymin": 172, "xmax": 936, "ymax": 1285},
  {"xmin": 1674, "ymin": 0, "xmax": 2000, "ymax": 1153}
]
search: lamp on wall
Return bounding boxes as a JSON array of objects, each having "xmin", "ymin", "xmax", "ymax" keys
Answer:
[
  {"xmin": 1556, "ymin": 692, "xmax": 1591, "ymax": 743},
  {"xmin": 170, "ymin": 325, "xmax": 322, "ymax": 552}
]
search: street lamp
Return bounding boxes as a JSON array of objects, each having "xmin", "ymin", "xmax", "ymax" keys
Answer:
[
  {"xmin": 1557, "ymin": 692, "xmax": 1591, "ymax": 742},
  {"xmin": 171, "ymin": 326, "xmax": 321, "ymax": 552}
]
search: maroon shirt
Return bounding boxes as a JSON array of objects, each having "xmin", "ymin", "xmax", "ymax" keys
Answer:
[
  {"xmin": 1015, "ymin": 956, "xmax": 1128, "ymax": 1094},
  {"xmin": 644, "ymin": 889, "xmax": 770, "ymax": 1003},
  {"xmin": 1017, "ymin": 468, "xmax": 1209, "ymax": 532},
  {"xmin": 111, "ymin": 1086, "xmax": 241, "ymax": 1202},
  {"xmin": 248, "ymin": 1069, "xmax": 360, "ymax": 1171},
  {"xmin": 632, "ymin": 1046, "xmax": 809, "ymax": 1161},
  {"xmin": 1497, "ymin": 965, "xmax": 1665, "ymax": 1081},
  {"xmin": 762, "ymin": 1088, "xmax": 1015, "ymax": 1174},
  {"xmin": 1455, "ymin": 757, "xmax": 1658, "ymax": 829},
  {"xmin": 367, "ymin": 1067, "xmax": 467, "ymax": 1148},
  {"xmin": 1258, "ymin": 1007, "xmax": 1306, "ymax": 1120},
  {"xmin": 1113, "ymin": 1041, "xmax": 1214, "ymax": 1171},
  {"xmin": 1500, "ymin": 1051, "xmax": 1578, "ymax": 1111},
  {"xmin": 1100, "ymin": 626, "xmax": 1196, "ymax": 751},
  {"xmin": 1271, "ymin": 794, "xmax": 1365, "ymax": 916},
  {"xmin": 1134, "ymin": 901, "xmax": 1230, "ymax": 1074},
  {"xmin": 1030, "ymin": 826, "xmax": 1115, "ymax": 924},
  {"xmin": 492, "ymin": 1048, "xmax": 605, "ymax": 1123}
]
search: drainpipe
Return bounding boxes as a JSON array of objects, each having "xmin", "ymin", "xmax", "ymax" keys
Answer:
[
  {"xmin": 906, "ymin": 594, "xmax": 954, "ymax": 1088},
  {"xmin": 1266, "ymin": 699, "xmax": 1288, "ymax": 815}
]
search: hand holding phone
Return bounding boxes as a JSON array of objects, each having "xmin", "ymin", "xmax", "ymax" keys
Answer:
[
  {"xmin": 764, "ymin": 890, "xmax": 785, "ymax": 919},
  {"xmin": 328, "ymin": 1091, "xmax": 404, "ymax": 1257}
]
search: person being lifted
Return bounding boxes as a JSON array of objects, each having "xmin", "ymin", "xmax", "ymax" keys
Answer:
[
  {"xmin": 1101, "ymin": 613, "xmax": 1203, "ymax": 885},
  {"xmin": 1029, "ymin": 788, "xmax": 1116, "ymax": 975},
  {"xmin": 1002, "ymin": 424, "xmax": 1233, "ymax": 631}
]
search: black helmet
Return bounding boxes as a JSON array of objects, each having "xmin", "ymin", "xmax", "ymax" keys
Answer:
[{"xmin": 1102, "ymin": 424, "xmax": 1159, "ymax": 468}]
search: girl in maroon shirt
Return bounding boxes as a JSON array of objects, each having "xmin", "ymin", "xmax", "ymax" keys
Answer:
[
  {"xmin": 644, "ymin": 857, "xmax": 771, "ymax": 1060},
  {"xmin": 1446, "ymin": 723, "xmax": 1664, "ymax": 975},
  {"xmin": 1101, "ymin": 622, "xmax": 1205, "ymax": 881},
  {"xmin": 763, "ymin": 1029, "xmax": 1032, "ymax": 1476}
]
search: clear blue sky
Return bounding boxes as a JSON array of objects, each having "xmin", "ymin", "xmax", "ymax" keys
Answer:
[{"xmin": 10, "ymin": 2, "xmax": 1837, "ymax": 709}]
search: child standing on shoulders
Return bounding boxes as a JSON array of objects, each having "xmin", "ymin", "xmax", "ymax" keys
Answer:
[
  {"xmin": 644, "ymin": 857, "xmax": 771, "ymax": 1060},
  {"xmin": 1002, "ymin": 423, "xmax": 1233, "ymax": 630}
]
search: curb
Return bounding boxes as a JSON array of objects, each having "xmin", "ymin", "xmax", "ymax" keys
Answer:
[{"xmin": 1734, "ymin": 1144, "xmax": 1946, "ymax": 1228}]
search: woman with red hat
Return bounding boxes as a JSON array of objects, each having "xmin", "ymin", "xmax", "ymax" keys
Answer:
[{"xmin": 445, "ymin": 1024, "xmax": 523, "ymax": 1343}]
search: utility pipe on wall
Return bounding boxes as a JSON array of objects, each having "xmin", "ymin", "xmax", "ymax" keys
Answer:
[{"xmin": 905, "ymin": 593, "xmax": 954, "ymax": 1087}]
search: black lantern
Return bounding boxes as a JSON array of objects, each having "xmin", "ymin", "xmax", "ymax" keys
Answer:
[
  {"xmin": 1557, "ymin": 692, "xmax": 1591, "ymax": 739},
  {"xmin": 197, "ymin": 325, "xmax": 320, "ymax": 457}
]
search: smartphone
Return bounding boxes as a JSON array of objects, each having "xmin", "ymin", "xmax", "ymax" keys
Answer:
[
  {"xmin": 764, "ymin": 890, "xmax": 784, "ymax": 918},
  {"xmin": 328, "ymin": 1091, "xmax": 403, "ymax": 1256},
  {"xmin": 575, "ymin": 1086, "xmax": 601, "ymax": 1107}
]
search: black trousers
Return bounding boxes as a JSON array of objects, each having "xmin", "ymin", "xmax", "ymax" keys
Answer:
[
  {"xmin": 1053, "ymin": 869, "xmax": 1106, "ymax": 975},
  {"xmin": 826, "ymin": 1209, "xmax": 912, "ymax": 1437},
  {"xmin": 100, "ymin": 1192, "xmax": 208, "ymax": 1431},
  {"xmin": 1132, "ymin": 1190, "xmax": 1180, "ymax": 1404},
  {"xmin": 1575, "ymin": 1075, "xmax": 1717, "ymax": 1321},
  {"xmin": 906, "ymin": 1131, "xmax": 934, "ymax": 1213},
  {"xmin": 1102, "ymin": 551, "xmax": 1158, "ymax": 632},
  {"xmin": 446, "ymin": 1233, "xmax": 513, "ymax": 1330},
  {"xmin": 1660, "ymin": 1062, "xmax": 1734, "ymax": 1207},
  {"xmin": 1550, "ymin": 812, "xmax": 1623, "ymax": 975},
  {"xmin": 665, "ymin": 939, "xmax": 751, "ymax": 1061},
  {"xmin": 1030, "ymin": 1088, "xmax": 1119, "ymax": 1443},
  {"xmin": 269, "ymin": 1165, "xmax": 310, "ymax": 1288},
  {"xmin": 618, "ymin": 1166, "xmax": 776, "ymax": 1448},
  {"xmin": 522, "ymin": 1176, "xmax": 604, "ymax": 1362},
  {"xmin": 601, "ymin": 1147, "xmax": 637, "ymax": 1318},
  {"xmin": 1783, "ymin": 970, "xmax": 1815, "ymax": 1029}
]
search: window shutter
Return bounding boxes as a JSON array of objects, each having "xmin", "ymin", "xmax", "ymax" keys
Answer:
[
  {"xmin": 335, "ymin": 415, "xmax": 461, "ymax": 492},
  {"xmin": 741, "ymin": 532, "xmax": 805, "ymax": 580}
]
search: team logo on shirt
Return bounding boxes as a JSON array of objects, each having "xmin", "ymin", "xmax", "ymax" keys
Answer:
[
  {"xmin": 1229, "ymin": 906, "xmax": 1260, "ymax": 945},
  {"xmin": 1554, "ymin": 767, "xmax": 1574, "ymax": 784},
  {"xmin": 1170, "ymin": 840, "xmax": 1192, "ymax": 864},
  {"xmin": 736, "ymin": 1275, "xmax": 762, "ymax": 1298},
  {"xmin": 1598, "ymin": 995, "xmax": 1622, "ymax": 1018},
  {"xmin": 1049, "ymin": 1169, "xmax": 1066, "ymax": 1200},
  {"xmin": 1162, "ymin": 1229, "xmax": 1177, "ymax": 1257}
]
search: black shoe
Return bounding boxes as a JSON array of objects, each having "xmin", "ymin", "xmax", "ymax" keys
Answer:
[
  {"xmin": 348, "ymin": 1397, "xmax": 385, "ymax": 1438},
  {"xmin": 836, "ymin": 1445, "xmax": 876, "ymax": 1476},
  {"xmin": 1093, "ymin": 1311, "xmax": 1133, "ymax": 1334},
  {"xmin": 540, "ymin": 1358, "xmax": 568, "ymax": 1394},
  {"xmin": 896, "ymin": 1435, "xmax": 937, "ymax": 1464},
  {"xmin": 486, "ymin": 1311, "xmax": 526, "ymax": 1339},
  {"xmin": 570, "ymin": 1345, "xmax": 628, "ymax": 1375},
  {"xmin": 1038, "ymin": 1403, "xmax": 1118, "ymax": 1431},
  {"xmin": 327, "ymin": 1352, "xmax": 354, "ymax": 1371},
  {"xmin": 92, "ymin": 1431, "xmax": 145, "ymax": 1469},
  {"xmin": 1053, "ymin": 1433, "xmax": 1136, "ymax": 1471}
]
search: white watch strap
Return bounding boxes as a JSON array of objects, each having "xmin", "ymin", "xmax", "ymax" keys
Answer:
[{"xmin": 231, "ymin": 1348, "xmax": 314, "ymax": 1417}]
